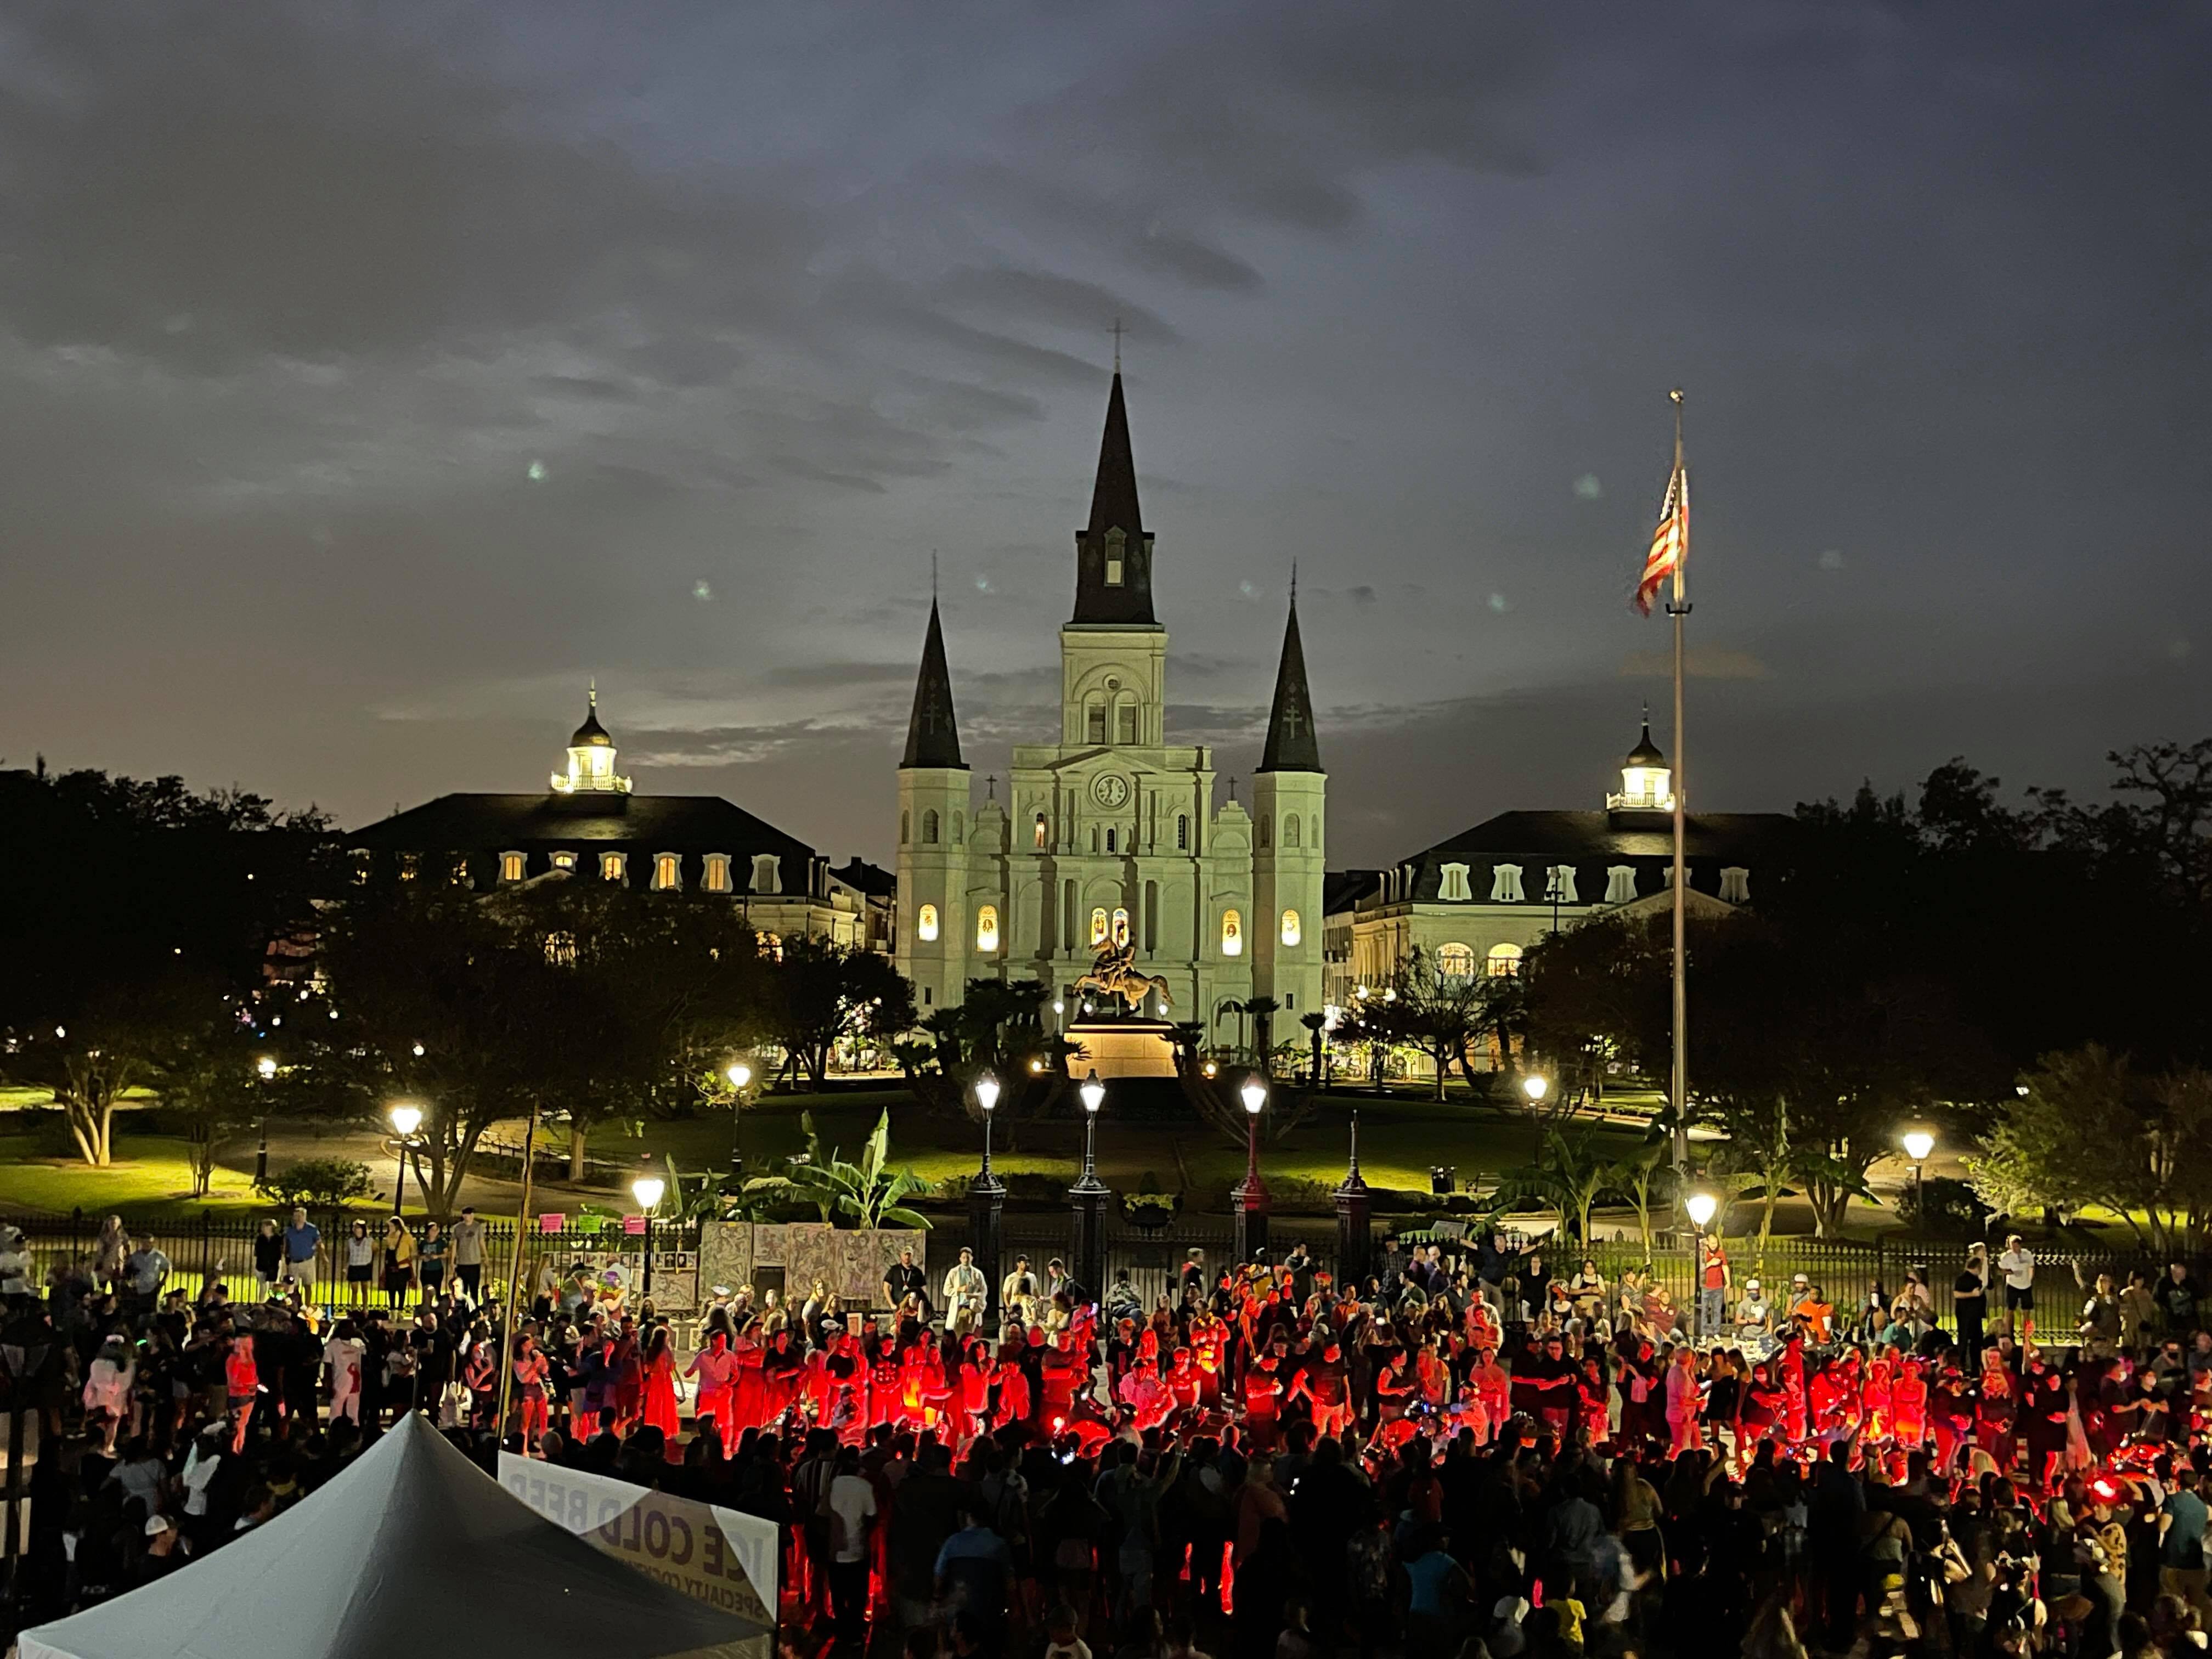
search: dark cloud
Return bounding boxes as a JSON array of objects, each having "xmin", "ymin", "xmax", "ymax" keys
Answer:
[{"xmin": 1, "ymin": 1, "xmax": 2207, "ymax": 874}]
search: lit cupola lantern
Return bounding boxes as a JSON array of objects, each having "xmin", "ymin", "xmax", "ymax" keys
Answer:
[
  {"xmin": 1606, "ymin": 706, "xmax": 1674, "ymax": 812},
  {"xmin": 550, "ymin": 684, "xmax": 633, "ymax": 795}
]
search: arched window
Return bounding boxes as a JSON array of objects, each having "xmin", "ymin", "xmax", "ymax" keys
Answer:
[
  {"xmin": 1087, "ymin": 701, "xmax": 1107, "ymax": 744},
  {"xmin": 1257, "ymin": 815, "xmax": 1271, "ymax": 849},
  {"xmin": 1117, "ymin": 699, "xmax": 1137, "ymax": 744},
  {"xmin": 1111, "ymin": 908, "xmax": 1130, "ymax": 947},
  {"xmin": 1105, "ymin": 827, "xmax": 1117, "ymax": 854},
  {"xmin": 922, "ymin": 809, "xmax": 940, "ymax": 845},
  {"xmin": 1437, "ymin": 943, "xmax": 1476, "ymax": 980},
  {"xmin": 652, "ymin": 853, "xmax": 681, "ymax": 891},
  {"xmin": 1487, "ymin": 941, "xmax": 1523, "ymax": 978},
  {"xmin": 1283, "ymin": 814, "xmax": 1300, "ymax": 848},
  {"xmin": 1104, "ymin": 526, "xmax": 1126, "ymax": 586},
  {"xmin": 917, "ymin": 904, "xmax": 940, "ymax": 943},
  {"xmin": 1221, "ymin": 909, "xmax": 1243, "ymax": 956},
  {"xmin": 1090, "ymin": 907, "xmax": 1110, "ymax": 948},
  {"xmin": 975, "ymin": 905, "xmax": 1000, "ymax": 953},
  {"xmin": 1176, "ymin": 814, "xmax": 1189, "ymax": 851},
  {"xmin": 1033, "ymin": 812, "xmax": 1048, "ymax": 849},
  {"xmin": 1280, "ymin": 909, "xmax": 1302, "ymax": 946}
]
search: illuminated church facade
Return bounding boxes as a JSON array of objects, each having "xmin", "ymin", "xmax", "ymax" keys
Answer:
[{"xmin": 896, "ymin": 373, "xmax": 1325, "ymax": 1037}]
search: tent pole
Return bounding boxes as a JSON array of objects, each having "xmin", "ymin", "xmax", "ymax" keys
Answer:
[{"xmin": 495, "ymin": 1098, "xmax": 543, "ymax": 1447}]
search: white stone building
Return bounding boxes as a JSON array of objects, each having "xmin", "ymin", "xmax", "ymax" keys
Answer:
[{"xmin": 895, "ymin": 373, "xmax": 1325, "ymax": 1040}]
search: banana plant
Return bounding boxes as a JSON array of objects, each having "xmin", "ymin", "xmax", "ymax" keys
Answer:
[{"xmin": 742, "ymin": 1108, "xmax": 933, "ymax": 1230}]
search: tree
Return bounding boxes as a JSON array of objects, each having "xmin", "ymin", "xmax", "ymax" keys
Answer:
[
  {"xmin": 1383, "ymin": 950, "xmax": 1491, "ymax": 1101},
  {"xmin": 155, "ymin": 1006, "xmax": 268, "ymax": 1196},
  {"xmin": 743, "ymin": 1108, "xmax": 931, "ymax": 1229},
  {"xmin": 1493, "ymin": 1127, "xmax": 1612, "ymax": 1247},
  {"xmin": 759, "ymin": 938, "xmax": 916, "ymax": 1089},
  {"xmin": 3, "ymin": 974, "xmax": 215, "ymax": 1166},
  {"xmin": 1969, "ymin": 1046, "xmax": 2212, "ymax": 1254}
]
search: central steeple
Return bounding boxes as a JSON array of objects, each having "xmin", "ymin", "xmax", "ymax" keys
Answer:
[{"xmin": 1071, "ymin": 372, "xmax": 1159, "ymax": 627}]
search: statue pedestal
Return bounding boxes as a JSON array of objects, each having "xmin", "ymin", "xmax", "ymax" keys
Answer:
[{"xmin": 1062, "ymin": 1019, "xmax": 1178, "ymax": 1079}]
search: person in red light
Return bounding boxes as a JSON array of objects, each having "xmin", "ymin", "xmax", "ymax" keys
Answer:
[
  {"xmin": 1891, "ymin": 1355, "xmax": 1929, "ymax": 1450},
  {"xmin": 867, "ymin": 1337, "xmax": 900, "ymax": 1432},
  {"xmin": 1167, "ymin": 1347, "xmax": 1203, "ymax": 1415},
  {"xmin": 1296, "ymin": 1342, "xmax": 1352, "ymax": 1439},
  {"xmin": 686, "ymin": 1327, "xmax": 738, "ymax": 1446},
  {"xmin": 224, "ymin": 1333, "xmax": 258, "ymax": 1453},
  {"xmin": 1243, "ymin": 1353, "xmax": 1283, "ymax": 1448},
  {"xmin": 1190, "ymin": 1312, "xmax": 1227, "ymax": 1404}
]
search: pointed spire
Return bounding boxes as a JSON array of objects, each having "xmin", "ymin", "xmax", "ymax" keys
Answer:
[
  {"xmin": 900, "ymin": 599, "xmax": 967, "ymax": 770},
  {"xmin": 1257, "ymin": 594, "xmax": 1323, "ymax": 774},
  {"xmin": 1071, "ymin": 372, "xmax": 1157, "ymax": 626}
]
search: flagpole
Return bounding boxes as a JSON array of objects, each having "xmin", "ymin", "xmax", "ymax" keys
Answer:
[{"xmin": 1666, "ymin": 388, "xmax": 1690, "ymax": 1178}]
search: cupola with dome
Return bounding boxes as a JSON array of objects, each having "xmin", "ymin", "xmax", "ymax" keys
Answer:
[
  {"xmin": 1606, "ymin": 706, "xmax": 1674, "ymax": 813},
  {"xmin": 551, "ymin": 685, "xmax": 631, "ymax": 795}
]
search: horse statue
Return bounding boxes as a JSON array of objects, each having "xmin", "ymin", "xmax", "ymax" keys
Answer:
[{"xmin": 1073, "ymin": 940, "xmax": 1172, "ymax": 1015}]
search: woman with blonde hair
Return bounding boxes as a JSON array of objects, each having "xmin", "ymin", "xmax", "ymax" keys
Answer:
[
  {"xmin": 380, "ymin": 1216, "xmax": 416, "ymax": 1310},
  {"xmin": 1664, "ymin": 1342, "xmax": 1704, "ymax": 1454}
]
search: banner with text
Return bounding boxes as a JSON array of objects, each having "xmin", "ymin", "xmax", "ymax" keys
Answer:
[{"xmin": 500, "ymin": 1454, "xmax": 777, "ymax": 1654}]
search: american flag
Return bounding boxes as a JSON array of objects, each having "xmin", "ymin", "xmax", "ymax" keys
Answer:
[{"xmin": 1633, "ymin": 461, "xmax": 1688, "ymax": 616}]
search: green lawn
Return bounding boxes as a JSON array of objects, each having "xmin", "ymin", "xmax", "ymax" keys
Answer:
[{"xmin": 0, "ymin": 1133, "xmax": 267, "ymax": 1217}]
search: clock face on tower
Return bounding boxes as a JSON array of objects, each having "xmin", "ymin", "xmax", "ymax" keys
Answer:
[{"xmin": 1091, "ymin": 773, "xmax": 1130, "ymax": 809}]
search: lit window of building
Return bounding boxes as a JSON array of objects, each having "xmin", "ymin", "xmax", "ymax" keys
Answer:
[
  {"xmin": 703, "ymin": 853, "xmax": 731, "ymax": 893},
  {"xmin": 1487, "ymin": 941, "xmax": 1523, "ymax": 977},
  {"xmin": 1221, "ymin": 909, "xmax": 1243, "ymax": 956},
  {"xmin": 544, "ymin": 930, "xmax": 577, "ymax": 966},
  {"xmin": 1437, "ymin": 943, "xmax": 1476, "ymax": 980},
  {"xmin": 1280, "ymin": 909, "xmax": 1301, "ymax": 946},
  {"xmin": 917, "ymin": 904, "xmax": 939, "ymax": 943},
  {"xmin": 499, "ymin": 851, "xmax": 526, "ymax": 884},
  {"xmin": 652, "ymin": 853, "xmax": 680, "ymax": 891},
  {"xmin": 1034, "ymin": 812, "xmax": 1048, "ymax": 848},
  {"xmin": 1111, "ymin": 907, "xmax": 1130, "ymax": 946},
  {"xmin": 1090, "ymin": 907, "xmax": 1110, "ymax": 947},
  {"xmin": 601, "ymin": 852, "xmax": 627, "ymax": 883},
  {"xmin": 550, "ymin": 850, "xmax": 576, "ymax": 872},
  {"xmin": 976, "ymin": 905, "xmax": 1000, "ymax": 952}
]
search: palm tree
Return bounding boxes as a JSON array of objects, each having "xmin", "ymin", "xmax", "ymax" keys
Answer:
[
  {"xmin": 742, "ymin": 1108, "xmax": 932, "ymax": 1229},
  {"xmin": 1300, "ymin": 1009, "xmax": 1329, "ymax": 1087}
]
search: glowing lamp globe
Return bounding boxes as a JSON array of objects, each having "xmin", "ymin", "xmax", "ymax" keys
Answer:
[
  {"xmin": 975, "ymin": 1071, "xmax": 1000, "ymax": 1114},
  {"xmin": 726, "ymin": 1062, "xmax": 752, "ymax": 1089},
  {"xmin": 1684, "ymin": 1190, "xmax": 1718, "ymax": 1230},
  {"xmin": 1239, "ymin": 1077, "xmax": 1267, "ymax": 1116},
  {"xmin": 631, "ymin": 1173, "xmax": 665, "ymax": 1212},
  {"xmin": 256, "ymin": 1056, "xmax": 278, "ymax": 1080},
  {"xmin": 1079, "ymin": 1070, "xmax": 1105, "ymax": 1114},
  {"xmin": 1901, "ymin": 1129, "xmax": 1935, "ymax": 1163},
  {"xmin": 388, "ymin": 1102, "xmax": 424, "ymax": 1138},
  {"xmin": 1522, "ymin": 1075, "xmax": 1548, "ymax": 1103}
]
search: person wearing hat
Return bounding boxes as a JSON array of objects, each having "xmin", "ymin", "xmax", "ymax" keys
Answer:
[{"xmin": 1734, "ymin": 1276, "xmax": 1772, "ymax": 1337}]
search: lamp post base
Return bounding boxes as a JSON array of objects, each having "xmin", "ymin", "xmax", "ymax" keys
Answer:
[
  {"xmin": 1068, "ymin": 1177, "xmax": 1109, "ymax": 1307},
  {"xmin": 1233, "ymin": 1176, "xmax": 1270, "ymax": 1263},
  {"xmin": 970, "ymin": 1171, "xmax": 1006, "ymax": 1333}
]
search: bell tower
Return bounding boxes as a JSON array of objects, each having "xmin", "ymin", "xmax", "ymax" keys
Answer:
[
  {"xmin": 1251, "ymin": 591, "xmax": 1325, "ymax": 1025},
  {"xmin": 895, "ymin": 599, "xmax": 971, "ymax": 1016},
  {"xmin": 1062, "ymin": 371, "xmax": 1166, "ymax": 750}
]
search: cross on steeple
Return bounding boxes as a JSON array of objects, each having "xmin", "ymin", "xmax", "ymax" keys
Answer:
[
  {"xmin": 1280, "ymin": 699, "xmax": 1304, "ymax": 740},
  {"xmin": 985, "ymin": 773, "xmax": 998, "ymax": 800},
  {"xmin": 1109, "ymin": 317, "xmax": 1125, "ymax": 371}
]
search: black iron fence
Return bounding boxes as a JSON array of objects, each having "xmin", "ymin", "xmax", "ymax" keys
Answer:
[{"xmin": 5, "ymin": 1210, "xmax": 703, "ymax": 1315}]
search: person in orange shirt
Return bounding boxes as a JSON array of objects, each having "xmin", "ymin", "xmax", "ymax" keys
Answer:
[{"xmin": 1891, "ymin": 1356, "xmax": 1929, "ymax": 1450}]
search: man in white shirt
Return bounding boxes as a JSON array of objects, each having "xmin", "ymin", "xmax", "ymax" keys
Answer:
[
  {"xmin": 825, "ymin": 1446, "xmax": 878, "ymax": 1644},
  {"xmin": 941, "ymin": 1247, "xmax": 987, "ymax": 1335},
  {"xmin": 1997, "ymin": 1234, "xmax": 2036, "ymax": 1341}
]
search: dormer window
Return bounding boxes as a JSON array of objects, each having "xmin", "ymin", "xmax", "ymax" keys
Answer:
[
  {"xmin": 1544, "ymin": 864, "xmax": 1578, "ymax": 904},
  {"xmin": 601, "ymin": 852, "xmax": 628, "ymax": 883},
  {"xmin": 498, "ymin": 851, "xmax": 526, "ymax": 884},
  {"xmin": 550, "ymin": 850, "xmax": 577, "ymax": 873},
  {"xmin": 703, "ymin": 854, "xmax": 732, "ymax": 893},
  {"xmin": 1437, "ymin": 862, "xmax": 1473, "ymax": 902},
  {"xmin": 652, "ymin": 853, "xmax": 681, "ymax": 891},
  {"xmin": 751, "ymin": 854, "xmax": 782, "ymax": 895},
  {"xmin": 1605, "ymin": 865, "xmax": 1637, "ymax": 904},
  {"xmin": 1489, "ymin": 864, "xmax": 1526, "ymax": 902},
  {"xmin": 1719, "ymin": 866, "xmax": 1751, "ymax": 904},
  {"xmin": 399, "ymin": 854, "xmax": 420, "ymax": 882}
]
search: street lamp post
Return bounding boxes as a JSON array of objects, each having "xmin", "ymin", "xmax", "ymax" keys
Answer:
[
  {"xmin": 725, "ymin": 1062, "xmax": 753, "ymax": 1184},
  {"xmin": 1523, "ymin": 1074, "xmax": 1549, "ymax": 1110},
  {"xmin": 632, "ymin": 1166, "xmax": 666, "ymax": 1302},
  {"xmin": 970, "ymin": 1071, "xmax": 1006, "ymax": 1329},
  {"xmin": 1684, "ymin": 1188, "xmax": 1718, "ymax": 1341},
  {"xmin": 1901, "ymin": 1128, "xmax": 1936, "ymax": 1239},
  {"xmin": 1069, "ymin": 1070, "xmax": 1109, "ymax": 1303},
  {"xmin": 255, "ymin": 1056, "xmax": 277, "ymax": 1185},
  {"xmin": 387, "ymin": 1102, "xmax": 424, "ymax": 1216},
  {"xmin": 1233, "ymin": 1076, "xmax": 1270, "ymax": 1262},
  {"xmin": 1333, "ymin": 1108, "xmax": 1372, "ymax": 1284}
]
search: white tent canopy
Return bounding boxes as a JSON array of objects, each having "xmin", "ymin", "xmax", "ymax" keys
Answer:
[{"xmin": 21, "ymin": 1414, "xmax": 765, "ymax": 1659}]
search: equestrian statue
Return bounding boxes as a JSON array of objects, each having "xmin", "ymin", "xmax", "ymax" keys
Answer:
[{"xmin": 1073, "ymin": 940, "xmax": 1172, "ymax": 1015}]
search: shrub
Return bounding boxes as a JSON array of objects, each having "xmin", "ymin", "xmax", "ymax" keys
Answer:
[
  {"xmin": 1898, "ymin": 1175, "xmax": 1991, "ymax": 1239},
  {"xmin": 255, "ymin": 1157, "xmax": 373, "ymax": 1210}
]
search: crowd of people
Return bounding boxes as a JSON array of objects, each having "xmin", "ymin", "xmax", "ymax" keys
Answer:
[{"xmin": 9, "ymin": 1210, "xmax": 2212, "ymax": 1659}]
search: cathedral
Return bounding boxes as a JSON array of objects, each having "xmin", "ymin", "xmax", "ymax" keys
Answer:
[{"xmin": 895, "ymin": 373, "xmax": 1325, "ymax": 1040}]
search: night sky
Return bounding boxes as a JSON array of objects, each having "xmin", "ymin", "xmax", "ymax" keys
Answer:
[{"xmin": 3, "ymin": 3, "xmax": 2207, "ymax": 870}]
